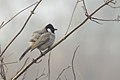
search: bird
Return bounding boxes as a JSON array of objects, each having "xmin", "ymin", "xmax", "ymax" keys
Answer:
[{"xmin": 19, "ymin": 24, "xmax": 57, "ymax": 61}]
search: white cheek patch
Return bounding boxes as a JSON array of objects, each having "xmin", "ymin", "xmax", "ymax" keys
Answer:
[{"xmin": 47, "ymin": 28, "xmax": 52, "ymax": 33}]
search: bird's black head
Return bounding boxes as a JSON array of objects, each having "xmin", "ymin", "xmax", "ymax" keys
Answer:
[{"xmin": 45, "ymin": 24, "xmax": 57, "ymax": 33}]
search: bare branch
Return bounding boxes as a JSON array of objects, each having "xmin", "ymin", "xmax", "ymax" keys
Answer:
[
  {"xmin": 77, "ymin": 71, "xmax": 84, "ymax": 80},
  {"xmin": 0, "ymin": 57, "xmax": 17, "ymax": 80},
  {"xmin": 0, "ymin": 2, "xmax": 38, "ymax": 29},
  {"xmin": 82, "ymin": 0, "xmax": 89, "ymax": 16},
  {"xmin": 65, "ymin": 0, "xmax": 81, "ymax": 35},
  {"xmin": 0, "ymin": 22, "xmax": 4, "ymax": 28},
  {"xmin": 11, "ymin": 0, "xmax": 114, "ymax": 80},
  {"xmin": 103, "ymin": 0, "xmax": 120, "ymax": 8},
  {"xmin": 82, "ymin": 0, "xmax": 102, "ymax": 24},
  {"xmin": 64, "ymin": 75, "xmax": 68, "ymax": 80},
  {"xmin": 91, "ymin": 19, "xmax": 103, "ymax": 24},
  {"xmin": 72, "ymin": 45, "xmax": 79, "ymax": 80},
  {"xmin": 35, "ymin": 68, "xmax": 47, "ymax": 80},
  {"xmin": 91, "ymin": 16, "xmax": 120, "ymax": 22},
  {"xmin": 82, "ymin": 0, "xmax": 119, "ymax": 24},
  {"xmin": 21, "ymin": 71, "xmax": 27, "ymax": 80},
  {"xmin": 56, "ymin": 66, "xmax": 71, "ymax": 80},
  {"xmin": 0, "ymin": 0, "xmax": 42, "ymax": 57},
  {"xmin": 0, "ymin": 58, "xmax": 6, "ymax": 80},
  {"xmin": 0, "ymin": 44, "xmax": 1, "ymax": 54},
  {"xmin": 58, "ymin": 77, "xmax": 61, "ymax": 80},
  {"xmin": 48, "ymin": 53, "xmax": 51, "ymax": 80},
  {"xmin": 0, "ymin": 61, "xmax": 17, "ymax": 66},
  {"xmin": 16, "ymin": 58, "xmax": 29, "ymax": 75}
]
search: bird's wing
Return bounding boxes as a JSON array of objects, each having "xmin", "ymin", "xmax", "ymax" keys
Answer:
[
  {"xmin": 31, "ymin": 32, "xmax": 50, "ymax": 50},
  {"xmin": 29, "ymin": 30, "xmax": 44, "ymax": 42}
]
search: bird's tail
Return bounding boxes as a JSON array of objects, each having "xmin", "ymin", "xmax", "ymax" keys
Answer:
[{"xmin": 19, "ymin": 47, "xmax": 31, "ymax": 61}]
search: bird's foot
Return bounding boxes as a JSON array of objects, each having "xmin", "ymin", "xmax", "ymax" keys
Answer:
[{"xmin": 39, "ymin": 50, "xmax": 44, "ymax": 56}]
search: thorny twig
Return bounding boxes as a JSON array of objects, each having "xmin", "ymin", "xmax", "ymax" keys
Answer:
[
  {"xmin": 0, "ymin": 0, "xmax": 42, "ymax": 57},
  {"xmin": 0, "ymin": 2, "xmax": 38, "ymax": 29},
  {"xmin": 11, "ymin": 0, "xmax": 115, "ymax": 80},
  {"xmin": 71, "ymin": 45, "xmax": 79, "ymax": 80}
]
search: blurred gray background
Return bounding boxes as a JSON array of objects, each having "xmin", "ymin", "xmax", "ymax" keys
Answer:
[{"xmin": 0, "ymin": 0, "xmax": 120, "ymax": 80}]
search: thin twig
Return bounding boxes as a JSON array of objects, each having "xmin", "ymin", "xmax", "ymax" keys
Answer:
[
  {"xmin": 58, "ymin": 77, "xmax": 61, "ymax": 80},
  {"xmin": 35, "ymin": 68, "xmax": 47, "ymax": 80},
  {"xmin": 72, "ymin": 45, "xmax": 79, "ymax": 80},
  {"xmin": 91, "ymin": 16, "xmax": 120, "ymax": 22},
  {"xmin": 16, "ymin": 58, "xmax": 29, "ymax": 75},
  {"xmin": 82, "ymin": 0, "xmax": 102, "ymax": 24},
  {"xmin": 108, "ymin": 4, "xmax": 120, "ymax": 8},
  {"xmin": 0, "ymin": 2, "xmax": 38, "ymax": 29},
  {"xmin": 0, "ymin": 22, "xmax": 4, "ymax": 29},
  {"xmin": 82, "ymin": 0, "xmax": 89, "ymax": 16},
  {"xmin": 35, "ymin": 68, "xmax": 39, "ymax": 80},
  {"xmin": 91, "ymin": 19, "xmax": 102, "ymax": 24},
  {"xmin": 0, "ymin": 61, "xmax": 17, "ymax": 66},
  {"xmin": 48, "ymin": 53, "xmax": 51, "ymax": 80},
  {"xmin": 64, "ymin": 75, "xmax": 68, "ymax": 80},
  {"xmin": 77, "ymin": 70, "xmax": 84, "ymax": 80},
  {"xmin": 21, "ymin": 71, "xmax": 27, "ymax": 80},
  {"xmin": 0, "ymin": 0, "xmax": 42, "ymax": 57},
  {"xmin": 82, "ymin": 0, "xmax": 119, "ymax": 24},
  {"xmin": 0, "ymin": 44, "xmax": 1, "ymax": 54},
  {"xmin": 65, "ymin": 0, "xmax": 81, "ymax": 35},
  {"xmin": 0, "ymin": 58, "xmax": 6, "ymax": 80},
  {"xmin": 56, "ymin": 66, "xmax": 71, "ymax": 80},
  {"xmin": 11, "ymin": 0, "xmax": 114, "ymax": 80},
  {"xmin": 103, "ymin": 0, "xmax": 120, "ymax": 8}
]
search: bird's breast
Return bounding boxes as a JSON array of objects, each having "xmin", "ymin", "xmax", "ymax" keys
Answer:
[{"xmin": 38, "ymin": 34, "xmax": 55, "ymax": 50}]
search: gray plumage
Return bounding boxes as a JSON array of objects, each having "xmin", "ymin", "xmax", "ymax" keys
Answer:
[{"xmin": 19, "ymin": 24, "xmax": 57, "ymax": 61}]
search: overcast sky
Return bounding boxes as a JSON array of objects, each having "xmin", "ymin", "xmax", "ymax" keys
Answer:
[{"xmin": 0, "ymin": 0, "xmax": 120, "ymax": 80}]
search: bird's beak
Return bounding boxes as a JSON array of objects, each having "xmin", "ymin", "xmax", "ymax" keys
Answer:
[{"xmin": 54, "ymin": 28, "xmax": 57, "ymax": 31}]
